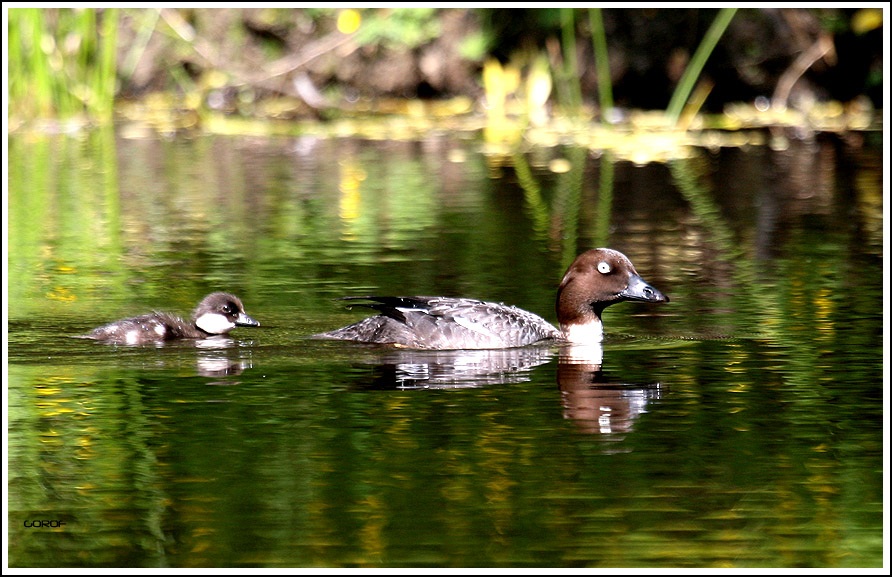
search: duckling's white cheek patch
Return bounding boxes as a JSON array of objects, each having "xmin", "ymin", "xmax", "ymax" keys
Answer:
[
  {"xmin": 597, "ymin": 262, "xmax": 612, "ymax": 274},
  {"xmin": 195, "ymin": 313, "xmax": 235, "ymax": 335},
  {"xmin": 154, "ymin": 324, "xmax": 166, "ymax": 337}
]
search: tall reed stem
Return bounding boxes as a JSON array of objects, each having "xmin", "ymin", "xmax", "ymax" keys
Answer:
[
  {"xmin": 665, "ymin": 8, "xmax": 737, "ymax": 127},
  {"xmin": 588, "ymin": 8, "xmax": 614, "ymax": 120}
]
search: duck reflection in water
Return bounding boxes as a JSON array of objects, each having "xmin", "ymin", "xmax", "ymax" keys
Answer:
[
  {"xmin": 352, "ymin": 346, "xmax": 556, "ymax": 389},
  {"xmin": 341, "ymin": 341, "xmax": 663, "ymax": 437},
  {"xmin": 557, "ymin": 344, "xmax": 662, "ymax": 437}
]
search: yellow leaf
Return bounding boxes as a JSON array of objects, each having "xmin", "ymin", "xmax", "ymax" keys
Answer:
[
  {"xmin": 852, "ymin": 8, "xmax": 882, "ymax": 35},
  {"xmin": 337, "ymin": 9, "xmax": 361, "ymax": 35}
]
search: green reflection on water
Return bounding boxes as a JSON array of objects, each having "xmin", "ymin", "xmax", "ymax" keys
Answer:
[{"xmin": 6, "ymin": 131, "xmax": 883, "ymax": 568}]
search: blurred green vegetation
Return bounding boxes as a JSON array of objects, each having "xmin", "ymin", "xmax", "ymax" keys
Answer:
[
  {"xmin": 6, "ymin": 7, "xmax": 883, "ymax": 139},
  {"xmin": 351, "ymin": 7, "xmax": 441, "ymax": 49},
  {"xmin": 8, "ymin": 7, "xmax": 118, "ymax": 121}
]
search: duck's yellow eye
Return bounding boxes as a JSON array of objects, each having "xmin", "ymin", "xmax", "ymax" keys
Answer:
[{"xmin": 597, "ymin": 261, "xmax": 611, "ymax": 274}]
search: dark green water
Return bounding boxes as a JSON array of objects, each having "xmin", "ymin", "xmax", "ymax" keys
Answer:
[{"xmin": 6, "ymin": 128, "xmax": 885, "ymax": 568}]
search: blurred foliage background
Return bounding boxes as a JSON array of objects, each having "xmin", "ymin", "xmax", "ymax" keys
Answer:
[{"xmin": 6, "ymin": 7, "xmax": 885, "ymax": 133}]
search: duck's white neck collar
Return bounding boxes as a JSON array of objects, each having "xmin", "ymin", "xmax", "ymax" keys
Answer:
[{"xmin": 562, "ymin": 319, "xmax": 604, "ymax": 345}]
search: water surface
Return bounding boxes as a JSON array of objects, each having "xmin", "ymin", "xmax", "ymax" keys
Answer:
[{"xmin": 6, "ymin": 128, "xmax": 884, "ymax": 568}]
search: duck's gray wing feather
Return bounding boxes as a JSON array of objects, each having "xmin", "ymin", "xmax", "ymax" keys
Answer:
[{"xmin": 314, "ymin": 296, "xmax": 561, "ymax": 349}]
